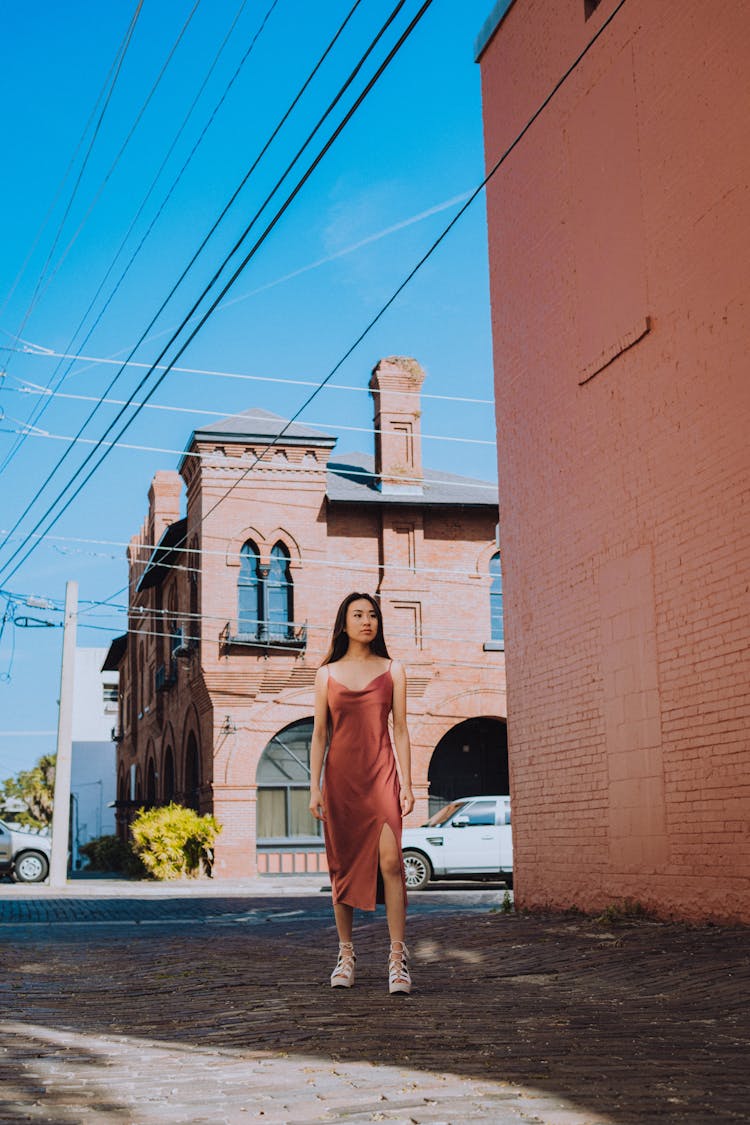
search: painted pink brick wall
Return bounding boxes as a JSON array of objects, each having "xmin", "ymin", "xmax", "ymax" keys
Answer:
[{"xmin": 479, "ymin": 0, "xmax": 750, "ymax": 921}]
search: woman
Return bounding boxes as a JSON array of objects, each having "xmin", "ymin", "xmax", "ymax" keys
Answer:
[{"xmin": 309, "ymin": 592, "xmax": 415, "ymax": 995}]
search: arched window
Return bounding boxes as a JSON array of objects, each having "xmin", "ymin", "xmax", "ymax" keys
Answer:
[
  {"xmin": 256, "ymin": 719, "xmax": 320, "ymax": 843},
  {"xmin": 238, "ymin": 540, "xmax": 262, "ymax": 636},
  {"xmin": 162, "ymin": 747, "xmax": 175, "ymax": 803},
  {"xmin": 236, "ymin": 538, "xmax": 296, "ymax": 643},
  {"xmin": 267, "ymin": 542, "xmax": 293, "ymax": 639},
  {"xmin": 146, "ymin": 758, "xmax": 157, "ymax": 805},
  {"xmin": 490, "ymin": 551, "xmax": 504, "ymax": 644}
]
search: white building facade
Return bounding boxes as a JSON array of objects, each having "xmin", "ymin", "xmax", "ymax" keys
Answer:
[{"xmin": 71, "ymin": 647, "xmax": 118, "ymax": 864}]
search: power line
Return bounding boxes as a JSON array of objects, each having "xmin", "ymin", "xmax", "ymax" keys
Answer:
[
  {"xmin": 0, "ymin": 0, "xmax": 370, "ymax": 555},
  {"xmin": 0, "ymin": 387, "xmax": 495, "ymax": 445},
  {"xmin": 0, "ymin": 0, "xmax": 362, "ymax": 492},
  {"xmin": 1, "ymin": 186, "xmax": 478, "ymax": 382},
  {"xmin": 0, "ymin": 2, "xmax": 144, "ymax": 352},
  {"xmin": 4, "ymin": 0, "xmax": 628, "ymax": 610},
  {"xmin": 0, "ymin": 596, "xmax": 503, "ymax": 676},
  {"xmin": 0, "ymin": 532, "xmax": 499, "ymax": 590},
  {"xmin": 75, "ymin": 617, "xmax": 502, "ymax": 655},
  {"xmin": 0, "ymin": 0, "xmax": 211, "ymax": 476},
  {"xmin": 0, "ymin": 0, "xmax": 274, "ymax": 480},
  {"xmin": 19, "ymin": 0, "xmax": 203, "ymax": 327},
  {"xmin": 179, "ymin": 0, "xmax": 632, "ymax": 549},
  {"xmin": 81, "ymin": 0, "xmax": 628, "ymax": 620},
  {"xmin": 1, "ymin": 342, "xmax": 495, "ymax": 405},
  {"xmin": 0, "ymin": 0, "xmax": 432, "ymax": 586},
  {"xmin": 83, "ymin": 598, "xmax": 503, "ymax": 648},
  {"xmin": 0, "ymin": 2, "xmax": 141, "ymax": 325},
  {"xmin": 1, "ymin": 578, "xmax": 504, "ymax": 672},
  {"xmin": 0, "ymin": 422, "xmax": 497, "ymax": 495}
]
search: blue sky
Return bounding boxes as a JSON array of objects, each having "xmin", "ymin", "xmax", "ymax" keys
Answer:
[{"xmin": 0, "ymin": 0, "xmax": 497, "ymax": 778}]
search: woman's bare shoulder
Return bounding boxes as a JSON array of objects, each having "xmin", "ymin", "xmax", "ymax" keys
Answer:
[
  {"xmin": 314, "ymin": 665, "xmax": 330, "ymax": 684},
  {"xmin": 390, "ymin": 659, "xmax": 406, "ymax": 680}
]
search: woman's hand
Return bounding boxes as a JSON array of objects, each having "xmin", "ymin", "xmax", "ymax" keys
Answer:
[
  {"xmin": 309, "ymin": 787, "xmax": 325, "ymax": 821},
  {"xmin": 400, "ymin": 785, "xmax": 414, "ymax": 817}
]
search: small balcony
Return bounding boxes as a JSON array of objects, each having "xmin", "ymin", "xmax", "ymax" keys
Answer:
[
  {"xmin": 171, "ymin": 626, "xmax": 196, "ymax": 659},
  {"xmin": 155, "ymin": 661, "xmax": 177, "ymax": 693},
  {"xmin": 220, "ymin": 620, "xmax": 307, "ymax": 654}
]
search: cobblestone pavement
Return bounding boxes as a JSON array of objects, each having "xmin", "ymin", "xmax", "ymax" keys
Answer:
[{"xmin": 0, "ymin": 881, "xmax": 748, "ymax": 1124}]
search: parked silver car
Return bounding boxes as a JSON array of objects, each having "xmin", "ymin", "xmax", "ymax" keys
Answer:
[
  {"xmin": 401, "ymin": 795, "xmax": 512, "ymax": 890},
  {"xmin": 0, "ymin": 817, "xmax": 51, "ymax": 883}
]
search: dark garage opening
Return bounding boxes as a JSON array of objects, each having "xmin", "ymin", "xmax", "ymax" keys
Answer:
[{"xmin": 428, "ymin": 717, "xmax": 508, "ymax": 815}]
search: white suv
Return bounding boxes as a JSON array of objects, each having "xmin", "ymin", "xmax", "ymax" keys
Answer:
[
  {"xmin": 401, "ymin": 795, "xmax": 512, "ymax": 890},
  {"xmin": 0, "ymin": 818, "xmax": 51, "ymax": 883}
]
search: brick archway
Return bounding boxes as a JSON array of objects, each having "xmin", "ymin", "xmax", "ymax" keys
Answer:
[{"xmin": 427, "ymin": 717, "xmax": 508, "ymax": 814}]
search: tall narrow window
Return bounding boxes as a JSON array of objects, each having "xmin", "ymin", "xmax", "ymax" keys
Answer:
[
  {"xmin": 490, "ymin": 552, "xmax": 504, "ymax": 645},
  {"xmin": 238, "ymin": 540, "xmax": 262, "ymax": 636},
  {"xmin": 162, "ymin": 747, "xmax": 175, "ymax": 803},
  {"xmin": 267, "ymin": 542, "xmax": 293, "ymax": 639}
]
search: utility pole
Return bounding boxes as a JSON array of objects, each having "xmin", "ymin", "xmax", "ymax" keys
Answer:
[{"xmin": 49, "ymin": 580, "xmax": 77, "ymax": 887}]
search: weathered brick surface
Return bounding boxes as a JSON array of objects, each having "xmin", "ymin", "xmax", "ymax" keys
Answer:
[
  {"xmin": 479, "ymin": 1, "xmax": 750, "ymax": 920},
  {"xmin": 0, "ymin": 888, "xmax": 748, "ymax": 1123}
]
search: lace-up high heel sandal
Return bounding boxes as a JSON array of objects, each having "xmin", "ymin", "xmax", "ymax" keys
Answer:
[
  {"xmin": 388, "ymin": 940, "xmax": 411, "ymax": 995},
  {"xmin": 330, "ymin": 941, "xmax": 356, "ymax": 988}
]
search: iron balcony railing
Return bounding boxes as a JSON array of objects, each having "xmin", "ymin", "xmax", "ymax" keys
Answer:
[{"xmin": 220, "ymin": 619, "xmax": 307, "ymax": 652}]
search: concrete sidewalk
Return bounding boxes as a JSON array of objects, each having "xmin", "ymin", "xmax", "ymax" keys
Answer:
[
  {"xmin": 0, "ymin": 891, "xmax": 747, "ymax": 1123},
  {"xmin": 0, "ymin": 873, "xmax": 331, "ymax": 898}
]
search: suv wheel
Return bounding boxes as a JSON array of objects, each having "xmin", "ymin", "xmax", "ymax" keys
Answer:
[
  {"xmin": 14, "ymin": 850, "xmax": 49, "ymax": 883},
  {"xmin": 402, "ymin": 850, "xmax": 432, "ymax": 891}
]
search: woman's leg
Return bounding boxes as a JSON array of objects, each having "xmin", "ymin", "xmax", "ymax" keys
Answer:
[
  {"xmin": 333, "ymin": 902, "xmax": 354, "ymax": 942},
  {"xmin": 330, "ymin": 902, "xmax": 356, "ymax": 987},
  {"xmin": 379, "ymin": 823, "xmax": 406, "ymax": 943}
]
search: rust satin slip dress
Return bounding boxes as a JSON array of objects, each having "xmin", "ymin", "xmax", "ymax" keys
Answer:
[{"xmin": 322, "ymin": 663, "xmax": 407, "ymax": 911}]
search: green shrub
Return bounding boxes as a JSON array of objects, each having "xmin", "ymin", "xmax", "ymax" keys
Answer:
[
  {"xmin": 79, "ymin": 834, "xmax": 145, "ymax": 877},
  {"xmin": 129, "ymin": 803, "xmax": 221, "ymax": 880}
]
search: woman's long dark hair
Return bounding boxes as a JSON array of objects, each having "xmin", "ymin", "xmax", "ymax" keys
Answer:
[{"xmin": 321, "ymin": 592, "xmax": 390, "ymax": 666}]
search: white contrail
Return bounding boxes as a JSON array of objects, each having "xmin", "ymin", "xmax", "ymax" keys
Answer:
[
  {"xmin": 216, "ymin": 189, "xmax": 474, "ymax": 311},
  {"xmin": 0, "ymin": 190, "xmax": 474, "ymax": 375}
]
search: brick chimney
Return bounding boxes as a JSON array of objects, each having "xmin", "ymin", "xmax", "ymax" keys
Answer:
[
  {"xmin": 369, "ymin": 356, "xmax": 426, "ymax": 494},
  {"xmin": 147, "ymin": 470, "xmax": 182, "ymax": 543}
]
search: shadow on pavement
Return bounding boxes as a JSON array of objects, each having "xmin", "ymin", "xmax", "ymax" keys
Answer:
[{"xmin": 1, "ymin": 904, "xmax": 748, "ymax": 1123}]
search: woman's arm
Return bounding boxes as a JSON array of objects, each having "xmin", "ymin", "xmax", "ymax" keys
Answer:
[
  {"xmin": 391, "ymin": 660, "xmax": 414, "ymax": 817},
  {"xmin": 308, "ymin": 666, "xmax": 329, "ymax": 821}
]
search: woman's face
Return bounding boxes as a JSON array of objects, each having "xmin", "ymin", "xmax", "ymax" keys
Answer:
[{"xmin": 345, "ymin": 599, "xmax": 379, "ymax": 645}]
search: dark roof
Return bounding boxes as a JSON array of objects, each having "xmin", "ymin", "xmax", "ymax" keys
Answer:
[
  {"xmin": 136, "ymin": 517, "xmax": 188, "ymax": 592},
  {"xmin": 102, "ymin": 634, "xmax": 128, "ymax": 671},
  {"xmin": 327, "ymin": 452, "xmax": 498, "ymax": 508},
  {"xmin": 182, "ymin": 408, "xmax": 337, "ymax": 457},
  {"xmin": 474, "ymin": 0, "xmax": 517, "ymax": 61}
]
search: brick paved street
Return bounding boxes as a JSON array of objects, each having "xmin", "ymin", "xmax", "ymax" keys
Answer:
[{"xmin": 0, "ymin": 880, "xmax": 748, "ymax": 1123}]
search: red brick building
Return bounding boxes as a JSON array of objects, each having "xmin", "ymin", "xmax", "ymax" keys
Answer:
[
  {"xmin": 477, "ymin": 0, "xmax": 750, "ymax": 920},
  {"xmin": 107, "ymin": 358, "xmax": 506, "ymax": 878}
]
